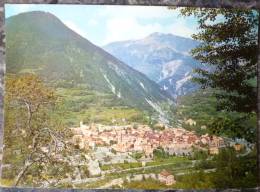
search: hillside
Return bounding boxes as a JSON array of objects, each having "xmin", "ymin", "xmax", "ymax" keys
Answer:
[
  {"xmin": 5, "ymin": 11, "xmax": 172, "ymax": 114},
  {"xmin": 103, "ymin": 32, "xmax": 207, "ymax": 97}
]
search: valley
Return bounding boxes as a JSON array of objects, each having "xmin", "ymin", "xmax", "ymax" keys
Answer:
[{"xmin": 1, "ymin": 9, "xmax": 257, "ymax": 190}]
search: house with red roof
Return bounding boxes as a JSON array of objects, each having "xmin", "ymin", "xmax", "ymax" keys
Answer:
[{"xmin": 158, "ymin": 170, "xmax": 176, "ymax": 186}]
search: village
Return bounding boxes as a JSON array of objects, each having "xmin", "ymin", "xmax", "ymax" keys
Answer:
[
  {"xmin": 71, "ymin": 121, "xmax": 226, "ymax": 158},
  {"xmin": 67, "ymin": 121, "xmax": 230, "ymax": 187}
]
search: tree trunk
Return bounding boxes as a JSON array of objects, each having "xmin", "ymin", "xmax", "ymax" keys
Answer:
[{"xmin": 14, "ymin": 160, "xmax": 34, "ymax": 186}]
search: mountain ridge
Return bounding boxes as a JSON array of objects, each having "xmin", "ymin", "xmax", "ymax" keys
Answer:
[
  {"xmin": 6, "ymin": 11, "xmax": 172, "ymax": 116},
  {"xmin": 103, "ymin": 32, "xmax": 206, "ymax": 97}
]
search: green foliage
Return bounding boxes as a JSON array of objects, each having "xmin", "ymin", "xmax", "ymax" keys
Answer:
[
  {"xmin": 175, "ymin": 89, "xmax": 256, "ymax": 142},
  {"xmin": 3, "ymin": 74, "xmax": 75, "ymax": 186},
  {"xmin": 211, "ymin": 147, "xmax": 257, "ymax": 188},
  {"xmin": 100, "ymin": 162, "xmax": 142, "ymax": 171},
  {"xmin": 178, "ymin": 8, "xmax": 258, "ymax": 113},
  {"xmin": 175, "ymin": 147, "xmax": 257, "ymax": 189},
  {"xmin": 175, "ymin": 171, "xmax": 214, "ymax": 189},
  {"xmin": 54, "ymin": 87, "xmax": 148, "ymax": 127},
  {"xmin": 6, "ymin": 11, "xmax": 172, "ymax": 114},
  {"xmin": 153, "ymin": 147, "xmax": 170, "ymax": 159},
  {"xmin": 190, "ymin": 148, "xmax": 208, "ymax": 160},
  {"xmin": 131, "ymin": 152, "xmax": 143, "ymax": 160},
  {"xmin": 145, "ymin": 157, "xmax": 191, "ymax": 172},
  {"xmin": 4, "ymin": 10, "xmax": 258, "ymax": 189},
  {"xmin": 194, "ymin": 160, "xmax": 215, "ymax": 170},
  {"xmin": 175, "ymin": 89, "xmax": 219, "ymax": 134},
  {"xmin": 207, "ymin": 114, "xmax": 256, "ymax": 142},
  {"xmin": 123, "ymin": 178, "xmax": 170, "ymax": 189}
]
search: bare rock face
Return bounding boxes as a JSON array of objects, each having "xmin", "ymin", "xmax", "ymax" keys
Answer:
[
  {"xmin": 103, "ymin": 33, "xmax": 204, "ymax": 98},
  {"xmin": 88, "ymin": 159, "xmax": 101, "ymax": 177}
]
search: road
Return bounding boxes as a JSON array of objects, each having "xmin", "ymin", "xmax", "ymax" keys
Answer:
[
  {"xmin": 97, "ymin": 167, "xmax": 216, "ymax": 189},
  {"xmin": 41, "ymin": 159, "xmax": 211, "ymax": 188},
  {"xmin": 41, "ymin": 161, "xmax": 193, "ymax": 187},
  {"xmin": 102, "ymin": 161, "xmax": 194, "ymax": 174}
]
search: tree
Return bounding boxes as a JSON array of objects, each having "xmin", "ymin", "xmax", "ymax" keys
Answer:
[
  {"xmin": 207, "ymin": 114, "xmax": 256, "ymax": 142},
  {"xmin": 3, "ymin": 74, "xmax": 74, "ymax": 187},
  {"xmin": 153, "ymin": 147, "xmax": 169, "ymax": 159},
  {"xmin": 175, "ymin": 10, "xmax": 259, "ymax": 184},
  {"xmin": 212, "ymin": 147, "xmax": 257, "ymax": 188},
  {"xmin": 177, "ymin": 8, "xmax": 258, "ymax": 113}
]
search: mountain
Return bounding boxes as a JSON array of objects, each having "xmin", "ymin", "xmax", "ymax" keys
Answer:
[
  {"xmin": 103, "ymin": 32, "xmax": 206, "ymax": 97},
  {"xmin": 6, "ymin": 11, "xmax": 172, "ymax": 114}
]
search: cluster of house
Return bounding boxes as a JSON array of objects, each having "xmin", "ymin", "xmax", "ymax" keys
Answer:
[{"xmin": 70, "ymin": 122, "xmax": 225, "ymax": 157}]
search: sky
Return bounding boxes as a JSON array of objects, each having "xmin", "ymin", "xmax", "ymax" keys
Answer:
[{"xmin": 5, "ymin": 4, "xmax": 199, "ymax": 46}]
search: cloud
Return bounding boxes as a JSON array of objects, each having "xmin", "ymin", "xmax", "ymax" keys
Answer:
[
  {"xmin": 99, "ymin": 6, "xmax": 178, "ymax": 20},
  {"xmin": 63, "ymin": 20, "xmax": 88, "ymax": 38},
  {"xmin": 98, "ymin": 6, "xmax": 197, "ymax": 45},
  {"xmin": 103, "ymin": 17, "xmax": 162, "ymax": 44},
  {"xmin": 168, "ymin": 19, "xmax": 197, "ymax": 38},
  {"xmin": 5, "ymin": 4, "xmax": 198, "ymax": 46},
  {"xmin": 103, "ymin": 16, "xmax": 196, "ymax": 45}
]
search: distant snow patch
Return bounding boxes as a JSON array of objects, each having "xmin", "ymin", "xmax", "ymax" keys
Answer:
[
  {"xmin": 145, "ymin": 98, "xmax": 169, "ymax": 125},
  {"xmin": 161, "ymin": 60, "xmax": 183, "ymax": 80},
  {"xmin": 176, "ymin": 75, "xmax": 192, "ymax": 91},
  {"xmin": 139, "ymin": 82, "xmax": 145, "ymax": 90},
  {"xmin": 145, "ymin": 98, "xmax": 163, "ymax": 116},
  {"xmin": 103, "ymin": 74, "xmax": 116, "ymax": 94},
  {"xmin": 163, "ymin": 85, "xmax": 168, "ymax": 90},
  {"xmin": 107, "ymin": 61, "xmax": 126, "ymax": 78},
  {"xmin": 117, "ymin": 91, "xmax": 121, "ymax": 98},
  {"xmin": 185, "ymin": 71, "xmax": 190, "ymax": 77}
]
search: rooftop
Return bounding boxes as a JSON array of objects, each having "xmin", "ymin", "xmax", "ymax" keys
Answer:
[{"xmin": 159, "ymin": 169, "xmax": 172, "ymax": 177}]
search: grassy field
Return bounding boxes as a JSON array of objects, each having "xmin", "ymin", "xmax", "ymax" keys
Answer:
[
  {"xmin": 146, "ymin": 156, "xmax": 189, "ymax": 166},
  {"xmin": 76, "ymin": 156, "xmax": 194, "ymax": 189},
  {"xmin": 53, "ymin": 87, "xmax": 148, "ymax": 127},
  {"xmin": 122, "ymin": 178, "xmax": 172, "ymax": 189},
  {"xmin": 101, "ymin": 162, "xmax": 143, "ymax": 171}
]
